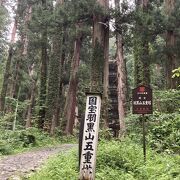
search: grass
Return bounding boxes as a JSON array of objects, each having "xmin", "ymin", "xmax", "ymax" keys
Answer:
[
  {"xmin": 29, "ymin": 149, "xmax": 78, "ymax": 180},
  {"xmin": 29, "ymin": 138, "xmax": 180, "ymax": 180},
  {"xmin": 0, "ymin": 127, "xmax": 77, "ymax": 156}
]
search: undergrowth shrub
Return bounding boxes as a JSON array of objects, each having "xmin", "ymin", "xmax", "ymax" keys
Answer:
[
  {"xmin": 154, "ymin": 90, "xmax": 180, "ymax": 113},
  {"xmin": 0, "ymin": 112, "xmax": 15, "ymax": 129},
  {"xmin": 148, "ymin": 113, "xmax": 180, "ymax": 154},
  {"xmin": 96, "ymin": 140, "xmax": 180, "ymax": 179},
  {"xmin": 30, "ymin": 139, "xmax": 180, "ymax": 180},
  {"xmin": 125, "ymin": 114, "xmax": 142, "ymax": 143},
  {"xmin": 0, "ymin": 140, "xmax": 12, "ymax": 155},
  {"xmin": 0, "ymin": 128, "xmax": 63, "ymax": 155},
  {"xmin": 125, "ymin": 111, "xmax": 180, "ymax": 154},
  {"xmin": 29, "ymin": 149, "xmax": 78, "ymax": 180}
]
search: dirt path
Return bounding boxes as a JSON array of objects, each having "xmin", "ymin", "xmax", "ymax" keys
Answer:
[{"xmin": 0, "ymin": 144, "xmax": 77, "ymax": 180}]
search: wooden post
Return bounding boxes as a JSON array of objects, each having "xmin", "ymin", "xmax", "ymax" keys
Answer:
[
  {"xmin": 142, "ymin": 114, "xmax": 146, "ymax": 163},
  {"xmin": 79, "ymin": 115, "xmax": 85, "ymax": 167},
  {"xmin": 132, "ymin": 85, "xmax": 153, "ymax": 163},
  {"xmin": 79, "ymin": 93, "xmax": 101, "ymax": 180}
]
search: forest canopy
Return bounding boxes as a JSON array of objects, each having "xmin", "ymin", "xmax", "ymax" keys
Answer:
[{"xmin": 0, "ymin": 0, "xmax": 179, "ymax": 143}]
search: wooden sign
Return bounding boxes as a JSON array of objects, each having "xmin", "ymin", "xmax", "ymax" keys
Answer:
[
  {"xmin": 132, "ymin": 85, "xmax": 153, "ymax": 114},
  {"xmin": 79, "ymin": 93, "xmax": 101, "ymax": 180}
]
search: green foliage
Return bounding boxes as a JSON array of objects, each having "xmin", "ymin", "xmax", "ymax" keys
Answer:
[
  {"xmin": 172, "ymin": 67, "xmax": 180, "ymax": 78},
  {"xmin": 172, "ymin": 67, "xmax": 180, "ymax": 87},
  {"xmin": 151, "ymin": 64, "xmax": 166, "ymax": 90},
  {"xmin": 30, "ymin": 140, "xmax": 180, "ymax": 180},
  {"xmin": 148, "ymin": 113, "xmax": 180, "ymax": 154},
  {"xmin": 77, "ymin": 63, "xmax": 91, "ymax": 115},
  {"xmin": 30, "ymin": 149, "xmax": 78, "ymax": 180},
  {"xmin": 124, "ymin": 90, "xmax": 180, "ymax": 154},
  {"xmin": 0, "ymin": 111, "xmax": 14, "ymax": 124},
  {"xmin": 96, "ymin": 140, "xmax": 143, "ymax": 175},
  {"xmin": 0, "ymin": 6, "xmax": 9, "ymax": 68},
  {"xmin": 0, "ymin": 5, "xmax": 9, "ymax": 38},
  {"xmin": 125, "ymin": 90, "xmax": 180, "ymax": 154},
  {"xmin": 0, "ymin": 97, "xmax": 29, "ymax": 129},
  {"xmin": 0, "ymin": 128, "xmax": 62, "ymax": 155},
  {"xmin": 132, "ymin": 1, "xmax": 163, "ymax": 86},
  {"xmin": 154, "ymin": 90, "xmax": 180, "ymax": 113},
  {"xmin": 125, "ymin": 114, "xmax": 143, "ymax": 143},
  {"xmin": 99, "ymin": 128, "xmax": 113, "ymax": 140}
]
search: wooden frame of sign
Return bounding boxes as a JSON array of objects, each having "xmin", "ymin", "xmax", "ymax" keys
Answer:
[
  {"xmin": 132, "ymin": 85, "xmax": 153, "ymax": 115},
  {"xmin": 79, "ymin": 93, "xmax": 101, "ymax": 180}
]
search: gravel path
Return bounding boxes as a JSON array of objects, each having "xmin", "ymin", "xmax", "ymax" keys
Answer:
[{"xmin": 0, "ymin": 144, "xmax": 77, "ymax": 180}]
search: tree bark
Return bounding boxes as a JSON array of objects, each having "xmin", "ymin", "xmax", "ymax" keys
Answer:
[
  {"xmin": 46, "ymin": 36, "xmax": 61, "ymax": 132},
  {"xmin": 26, "ymin": 84, "xmax": 36, "ymax": 128},
  {"xmin": 91, "ymin": 0, "xmax": 107, "ymax": 92},
  {"xmin": 54, "ymin": 34, "xmax": 66, "ymax": 129},
  {"xmin": 164, "ymin": 0, "xmax": 177, "ymax": 89},
  {"xmin": 115, "ymin": 0, "xmax": 127, "ymax": 138},
  {"xmin": 134, "ymin": 0, "xmax": 150, "ymax": 87},
  {"xmin": 91, "ymin": 0, "xmax": 109, "ymax": 128},
  {"xmin": 102, "ymin": 0, "xmax": 109, "ymax": 128},
  {"xmin": 10, "ymin": 4, "xmax": 32, "ymax": 99},
  {"xmin": 0, "ymin": 14, "xmax": 18, "ymax": 113},
  {"xmin": 166, "ymin": 31, "xmax": 176, "ymax": 89},
  {"xmin": 23, "ymin": 5, "xmax": 32, "ymax": 56},
  {"xmin": 47, "ymin": 0, "xmax": 64, "ymax": 135},
  {"xmin": 38, "ymin": 0, "xmax": 48, "ymax": 129},
  {"xmin": 63, "ymin": 25, "xmax": 82, "ymax": 135},
  {"xmin": 26, "ymin": 65, "xmax": 36, "ymax": 128}
]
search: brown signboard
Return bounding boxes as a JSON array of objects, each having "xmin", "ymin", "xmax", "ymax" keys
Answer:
[{"xmin": 132, "ymin": 85, "xmax": 153, "ymax": 114}]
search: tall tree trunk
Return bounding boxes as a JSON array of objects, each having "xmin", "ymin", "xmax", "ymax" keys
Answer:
[
  {"xmin": 165, "ymin": 0, "xmax": 176, "ymax": 89},
  {"xmin": 54, "ymin": 32, "xmax": 66, "ymax": 129},
  {"xmin": 26, "ymin": 82, "xmax": 36, "ymax": 128},
  {"xmin": 23, "ymin": 5, "xmax": 32, "ymax": 56},
  {"xmin": 52, "ymin": 1, "xmax": 66, "ymax": 130},
  {"xmin": 0, "ymin": 15, "xmax": 18, "ymax": 113},
  {"xmin": 11, "ymin": 51, "xmax": 21, "ymax": 99},
  {"xmin": 46, "ymin": 34, "xmax": 61, "ymax": 133},
  {"xmin": 38, "ymin": 0, "xmax": 48, "ymax": 129},
  {"xmin": 91, "ymin": 0, "xmax": 109, "ymax": 128},
  {"xmin": 166, "ymin": 31, "xmax": 176, "ymax": 89},
  {"xmin": 11, "ymin": 5, "xmax": 32, "ymax": 99},
  {"xmin": 90, "ymin": 0, "xmax": 109, "ymax": 128},
  {"xmin": 134, "ymin": 0, "xmax": 150, "ymax": 87},
  {"xmin": 102, "ymin": 0, "xmax": 109, "ymax": 128},
  {"xmin": 115, "ymin": 0, "xmax": 127, "ymax": 138},
  {"xmin": 63, "ymin": 25, "xmax": 82, "ymax": 135},
  {"xmin": 91, "ymin": 0, "xmax": 106, "ymax": 92},
  {"xmin": 26, "ymin": 65, "xmax": 36, "ymax": 128},
  {"xmin": 47, "ymin": 0, "xmax": 64, "ymax": 135},
  {"xmin": 23, "ymin": 5, "xmax": 33, "ymax": 128}
]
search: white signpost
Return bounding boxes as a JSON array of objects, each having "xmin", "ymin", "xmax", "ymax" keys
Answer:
[{"xmin": 80, "ymin": 94, "xmax": 101, "ymax": 180}]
